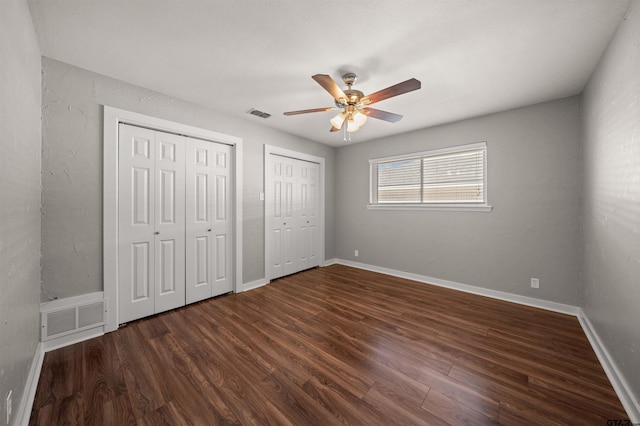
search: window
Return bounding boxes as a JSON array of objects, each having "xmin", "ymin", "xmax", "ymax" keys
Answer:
[{"xmin": 369, "ymin": 142, "xmax": 491, "ymax": 211}]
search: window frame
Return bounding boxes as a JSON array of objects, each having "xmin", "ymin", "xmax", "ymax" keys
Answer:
[{"xmin": 368, "ymin": 142, "xmax": 492, "ymax": 212}]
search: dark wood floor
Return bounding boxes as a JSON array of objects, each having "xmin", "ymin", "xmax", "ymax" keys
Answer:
[{"xmin": 30, "ymin": 264, "xmax": 628, "ymax": 425}]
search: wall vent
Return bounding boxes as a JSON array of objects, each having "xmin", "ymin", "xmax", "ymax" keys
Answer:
[
  {"xmin": 247, "ymin": 108, "xmax": 271, "ymax": 119},
  {"xmin": 41, "ymin": 293, "xmax": 107, "ymax": 341}
]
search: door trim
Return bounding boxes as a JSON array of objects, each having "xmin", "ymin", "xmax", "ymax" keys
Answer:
[
  {"xmin": 103, "ymin": 106, "xmax": 243, "ymax": 332},
  {"xmin": 264, "ymin": 145, "xmax": 325, "ymax": 282}
]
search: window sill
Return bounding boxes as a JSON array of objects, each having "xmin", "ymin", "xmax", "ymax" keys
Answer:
[{"xmin": 367, "ymin": 204, "xmax": 493, "ymax": 212}]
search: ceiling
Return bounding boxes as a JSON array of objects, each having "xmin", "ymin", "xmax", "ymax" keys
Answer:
[{"xmin": 27, "ymin": 0, "xmax": 630, "ymax": 147}]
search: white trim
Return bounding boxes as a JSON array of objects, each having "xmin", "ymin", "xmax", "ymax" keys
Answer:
[
  {"xmin": 40, "ymin": 291, "xmax": 105, "ymax": 312},
  {"xmin": 239, "ymin": 278, "xmax": 269, "ymax": 292},
  {"xmin": 367, "ymin": 204, "xmax": 493, "ymax": 212},
  {"xmin": 263, "ymin": 145, "xmax": 326, "ymax": 281},
  {"xmin": 334, "ymin": 259, "xmax": 579, "ymax": 315},
  {"xmin": 234, "ymin": 141, "xmax": 244, "ymax": 296},
  {"xmin": 578, "ymin": 310, "xmax": 640, "ymax": 422},
  {"xmin": 42, "ymin": 328, "xmax": 105, "ymax": 353},
  {"xmin": 322, "ymin": 258, "xmax": 338, "ymax": 266},
  {"xmin": 368, "ymin": 141, "xmax": 488, "ymax": 163},
  {"xmin": 103, "ymin": 106, "xmax": 243, "ymax": 333},
  {"xmin": 16, "ymin": 342, "xmax": 44, "ymax": 426}
]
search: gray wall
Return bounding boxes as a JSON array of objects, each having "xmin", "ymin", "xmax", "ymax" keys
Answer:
[
  {"xmin": 582, "ymin": 0, "xmax": 640, "ymax": 407},
  {"xmin": 0, "ymin": 0, "xmax": 42, "ymax": 423},
  {"xmin": 335, "ymin": 97, "xmax": 583, "ymax": 305},
  {"xmin": 41, "ymin": 57, "xmax": 335, "ymax": 298}
]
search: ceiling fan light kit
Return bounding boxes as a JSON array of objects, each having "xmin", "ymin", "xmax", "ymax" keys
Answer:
[{"xmin": 284, "ymin": 72, "xmax": 421, "ymax": 138}]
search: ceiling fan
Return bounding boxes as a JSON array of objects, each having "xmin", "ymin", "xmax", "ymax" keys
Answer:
[{"xmin": 284, "ymin": 73, "xmax": 422, "ymax": 133}]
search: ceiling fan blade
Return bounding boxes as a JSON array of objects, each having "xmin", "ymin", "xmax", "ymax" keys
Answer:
[
  {"xmin": 362, "ymin": 108, "xmax": 403, "ymax": 123},
  {"xmin": 283, "ymin": 107, "xmax": 335, "ymax": 116},
  {"xmin": 312, "ymin": 74, "xmax": 347, "ymax": 102},
  {"xmin": 361, "ymin": 78, "xmax": 421, "ymax": 105}
]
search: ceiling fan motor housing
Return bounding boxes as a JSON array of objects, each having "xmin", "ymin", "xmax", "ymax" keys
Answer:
[{"xmin": 341, "ymin": 72, "xmax": 357, "ymax": 86}]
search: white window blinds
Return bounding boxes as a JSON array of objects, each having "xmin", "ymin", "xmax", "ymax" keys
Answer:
[{"xmin": 370, "ymin": 142, "xmax": 488, "ymax": 208}]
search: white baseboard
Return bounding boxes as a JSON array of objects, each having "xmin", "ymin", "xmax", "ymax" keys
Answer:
[
  {"xmin": 42, "ymin": 327, "xmax": 105, "ymax": 353},
  {"xmin": 323, "ymin": 258, "xmax": 338, "ymax": 266},
  {"xmin": 334, "ymin": 259, "xmax": 579, "ymax": 315},
  {"xmin": 17, "ymin": 342, "xmax": 44, "ymax": 426},
  {"xmin": 17, "ymin": 327, "xmax": 105, "ymax": 425},
  {"xmin": 578, "ymin": 310, "xmax": 640, "ymax": 422},
  {"xmin": 239, "ymin": 278, "xmax": 269, "ymax": 292}
]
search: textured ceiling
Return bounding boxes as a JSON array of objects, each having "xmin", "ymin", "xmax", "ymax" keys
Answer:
[{"xmin": 27, "ymin": 0, "xmax": 630, "ymax": 147}]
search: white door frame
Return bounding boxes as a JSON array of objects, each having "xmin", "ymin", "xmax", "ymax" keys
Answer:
[
  {"xmin": 103, "ymin": 106, "xmax": 243, "ymax": 332},
  {"xmin": 264, "ymin": 145, "xmax": 325, "ymax": 281}
]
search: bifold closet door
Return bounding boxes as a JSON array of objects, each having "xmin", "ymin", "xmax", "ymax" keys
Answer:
[
  {"xmin": 118, "ymin": 124, "xmax": 185, "ymax": 323},
  {"xmin": 298, "ymin": 160, "xmax": 319, "ymax": 271},
  {"xmin": 186, "ymin": 140, "xmax": 233, "ymax": 303},
  {"xmin": 269, "ymin": 155, "xmax": 320, "ymax": 280}
]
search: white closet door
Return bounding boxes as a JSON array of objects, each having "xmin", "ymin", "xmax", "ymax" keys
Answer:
[
  {"xmin": 270, "ymin": 157, "xmax": 285, "ymax": 279},
  {"xmin": 153, "ymin": 131, "xmax": 186, "ymax": 314},
  {"xmin": 270, "ymin": 156, "xmax": 298, "ymax": 278},
  {"xmin": 282, "ymin": 158, "xmax": 299, "ymax": 276},
  {"xmin": 118, "ymin": 124, "xmax": 185, "ymax": 323},
  {"xmin": 299, "ymin": 161, "xmax": 319, "ymax": 270},
  {"xmin": 269, "ymin": 154, "xmax": 320, "ymax": 279},
  {"xmin": 211, "ymin": 143, "xmax": 233, "ymax": 296},
  {"xmin": 186, "ymin": 140, "xmax": 233, "ymax": 301},
  {"xmin": 185, "ymin": 140, "xmax": 214, "ymax": 304},
  {"xmin": 118, "ymin": 124, "xmax": 157, "ymax": 323}
]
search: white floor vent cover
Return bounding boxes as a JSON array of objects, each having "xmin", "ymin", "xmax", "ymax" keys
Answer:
[{"xmin": 41, "ymin": 294, "xmax": 107, "ymax": 341}]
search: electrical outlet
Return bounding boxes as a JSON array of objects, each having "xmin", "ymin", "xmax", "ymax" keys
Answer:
[
  {"xmin": 354, "ymin": 249, "xmax": 359, "ymax": 257},
  {"xmin": 6, "ymin": 390, "xmax": 11, "ymax": 425},
  {"xmin": 531, "ymin": 278, "xmax": 540, "ymax": 289}
]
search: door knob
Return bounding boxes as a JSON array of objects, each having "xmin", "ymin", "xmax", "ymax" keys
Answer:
[
  {"xmin": 208, "ymin": 229, "xmax": 212, "ymax": 232},
  {"xmin": 154, "ymin": 231, "xmax": 160, "ymax": 235}
]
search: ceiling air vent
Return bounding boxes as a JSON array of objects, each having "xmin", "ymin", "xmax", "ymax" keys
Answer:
[{"xmin": 247, "ymin": 108, "xmax": 271, "ymax": 119}]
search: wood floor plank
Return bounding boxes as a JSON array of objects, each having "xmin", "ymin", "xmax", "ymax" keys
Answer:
[
  {"xmin": 301, "ymin": 374, "xmax": 395, "ymax": 425},
  {"xmin": 111, "ymin": 325, "xmax": 168, "ymax": 419},
  {"xmin": 100, "ymin": 394, "xmax": 137, "ymax": 426},
  {"xmin": 422, "ymin": 388, "xmax": 500, "ymax": 425},
  {"xmin": 364, "ymin": 383, "xmax": 449, "ymax": 426},
  {"xmin": 29, "ymin": 264, "xmax": 630, "ymax": 424}
]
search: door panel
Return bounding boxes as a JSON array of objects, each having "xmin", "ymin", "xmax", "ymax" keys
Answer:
[
  {"xmin": 304, "ymin": 162, "xmax": 320, "ymax": 268},
  {"xmin": 211, "ymin": 144, "xmax": 233, "ymax": 296},
  {"xmin": 131, "ymin": 242, "xmax": 151, "ymax": 301},
  {"xmin": 272, "ymin": 228, "xmax": 283, "ymax": 277},
  {"xmin": 186, "ymin": 139, "xmax": 214, "ymax": 303},
  {"xmin": 158, "ymin": 239, "xmax": 176, "ymax": 295},
  {"xmin": 186, "ymin": 140, "xmax": 233, "ymax": 301},
  {"xmin": 215, "ymin": 234, "xmax": 227, "ymax": 280},
  {"xmin": 154, "ymin": 132, "xmax": 185, "ymax": 313},
  {"xmin": 119, "ymin": 124, "xmax": 156, "ymax": 323},
  {"xmin": 270, "ymin": 158, "xmax": 285, "ymax": 279}
]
